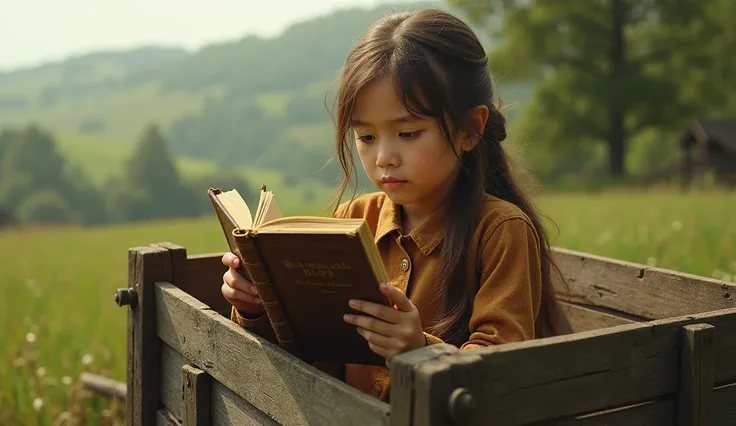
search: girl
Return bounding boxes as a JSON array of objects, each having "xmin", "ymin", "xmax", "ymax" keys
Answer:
[{"xmin": 220, "ymin": 8, "xmax": 562, "ymax": 402}]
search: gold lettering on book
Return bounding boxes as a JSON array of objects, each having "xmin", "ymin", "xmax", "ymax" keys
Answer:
[
  {"xmin": 282, "ymin": 260, "xmax": 353, "ymax": 278},
  {"xmin": 304, "ymin": 269, "xmax": 336, "ymax": 278},
  {"xmin": 295, "ymin": 279, "xmax": 352, "ymax": 290},
  {"xmin": 283, "ymin": 261, "xmax": 353, "ymax": 270}
]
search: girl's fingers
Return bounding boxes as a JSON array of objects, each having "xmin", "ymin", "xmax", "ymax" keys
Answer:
[
  {"xmin": 223, "ymin": 268, "xmax": 257, "ymax": 295},
  {"xmin": 379, "ymin": 283, "xmax": 415, "ymax": 312},
  {"xmin": 221, "ymin": 252, "xmax": 239, "ymax": 268},
  {"xmin": 356, "ymin": 326, "xmax": 396, "ymax": 349},
  {"xmin": 221, "ymin": 282, "xmax": 260, "ymax": 305},
  {"xmin": 344, "ymin": 313, "xmax": 395, "ymax": 336},
  {"xmin": 367, "ymin": 341, "xmax": 392, "ymax": 359},
  {"xmin": 348, "ymin": 299, "xmax": 402, "ymax": 323}
]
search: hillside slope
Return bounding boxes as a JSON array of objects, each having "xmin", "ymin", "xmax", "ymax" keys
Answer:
[{"xmin": 0, "ymin": 1, "xmax": 533, "ymax": 187}]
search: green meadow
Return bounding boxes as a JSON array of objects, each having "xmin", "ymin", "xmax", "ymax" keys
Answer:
[{"xmin": 1, "ymin": 188, "xmax": 734, "ymax": 424}]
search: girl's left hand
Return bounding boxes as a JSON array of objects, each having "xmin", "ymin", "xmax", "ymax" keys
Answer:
[{"xmin": 343, "ymin": 282, "xmax": 425, "ymax": 362}]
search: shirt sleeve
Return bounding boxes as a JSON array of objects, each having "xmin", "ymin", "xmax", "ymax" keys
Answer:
[
  {"xmin": 460, "ymin": 216, "xmax": 543, "ymax": 349},
  {"xmin": 230, "ymin": 306, "xmax": 278, "ymax": 344}
]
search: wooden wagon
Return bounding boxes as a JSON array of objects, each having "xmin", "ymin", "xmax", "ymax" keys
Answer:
[{"xmin": 115, "ymin": 242, "xmax": 736, "ymax": 426}]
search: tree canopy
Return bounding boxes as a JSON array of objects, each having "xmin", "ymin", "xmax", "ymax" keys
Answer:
[{"xmin": 450, "ymin": 0, "xmax": 736, "ymax": 178}]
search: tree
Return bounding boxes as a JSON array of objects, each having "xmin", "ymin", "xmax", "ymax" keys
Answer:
[
  {"xmin": 450, "ymin": 0, "xmax": 726, "ymax": 177},
  {"xmin": 0, "ymin": 125, "xmax": 67, "ymax": 192},
  {"xmin": 113, "ymin": 123, "xmax": 199, "ymax": 221},
  {"xmin": 0, "ymin": 124, "xmax": 107, "ymax": 225},
  {"xmin": 0, "ymin": 125, "xmax": 74, "ymax": 221}
]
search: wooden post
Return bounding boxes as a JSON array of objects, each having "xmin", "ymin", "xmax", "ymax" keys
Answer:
[
  {"xmin": 678, "ymin": 323, "xmax": 715, "ymax": 426},
  {"xmin": 181, "ymin": 364, "xmax": 210, "ymax": 426},
  {"xmin": 122, "ymin": 242, "xmax": 188, "ymax": 426},
  {"xmin": 389, "ymin": 344, "xmax": 458, "ymax": 426}
]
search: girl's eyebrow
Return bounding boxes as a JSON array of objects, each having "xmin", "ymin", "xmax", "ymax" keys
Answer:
[{"xmin": 350, "ymin": 114, "xmax": 424, "ymax": 127}]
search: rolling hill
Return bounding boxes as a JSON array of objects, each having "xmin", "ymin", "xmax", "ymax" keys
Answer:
[{"xmin": 0, "ymin": 0, "xmax": 534, "ymax": 189}]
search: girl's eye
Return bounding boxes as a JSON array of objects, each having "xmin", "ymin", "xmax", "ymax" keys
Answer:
[
  {"xmin": 399, "ymin": 130, "xmax": 423, "ymax": 139},
  {"xmin": 357, "ymin": 135, "xmax": 375, "ymax": 143}
]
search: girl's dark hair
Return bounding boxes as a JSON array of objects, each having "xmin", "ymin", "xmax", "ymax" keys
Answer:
[{"xmin": 329, "ymin": 8, "xmax": 564, "ymax": 344}]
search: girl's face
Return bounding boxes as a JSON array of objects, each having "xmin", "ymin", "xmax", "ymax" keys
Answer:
[{"xmin": 351, "ymin": 76, "xmax": 472, "ymax": 216}]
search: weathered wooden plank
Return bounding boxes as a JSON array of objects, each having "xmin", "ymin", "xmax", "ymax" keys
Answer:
[
  {"xmin": 714, "ymin": 382, "xmax": 736, "ymax": 426},
  {"xmin": 390, "ymin": 344, "xmax": 459, "ymax": 426},
  {"xmin": 128, "ymin": 244, "xmax": 174, "ymax": 426},
  {"xmin": 211, "ymin": 380, "xmax": 279, "ymax": 425},
  {"xmin": 154, "ymin": 281, "xmax": 391, "ymax": 426},
  {"xmin": 557, "ymin": 301, "xmax": 637, "ymax": 333},
  {"xmin": 545, "ymin": 399, "xmax": 675, "ymax": 425},
  {"xmin": 182, "ymin": 252, "xmax": 231, "ymax": 313},
  {"xmin": 157, "ymin": 408, "xmax": 182, "ymax": 426},
  {"xmin": 551, "ymin": 247, "xmax": 736, "ymax": 320},
  {"xmin": 79, "ymin": 372, "xmax": 126, "ymax": 400},
  {"xmin": 161, "ymin": 342, "xmax": 186, "ymax": 420},
  {"xmin": 182, "ymin": 365, "xmax": 210, "ymax": 426},
  {"xmin": 410, "ymin": 307, "xmax": 736, "ymax": 426},
  {"xmin": 678, "ymin": 324, "xmax": 715, "ymax": 426}
]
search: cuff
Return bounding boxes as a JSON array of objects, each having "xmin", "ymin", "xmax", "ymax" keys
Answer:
[
  {"xmin": 230, "ymin": 306, "xmax": 268, "ymax": 328},
  {"xmin": 423, "ymin": 332, "xmax": 445, "ymax": 346}
]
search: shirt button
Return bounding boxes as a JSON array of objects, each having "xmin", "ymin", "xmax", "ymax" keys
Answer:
[
  {"xmin": 374, "ymin": 385, "xmax": 383, "ymax": 396},
  {"xmin": 400, "ymin": 258, "xmax": 410, "ymax": 271}
]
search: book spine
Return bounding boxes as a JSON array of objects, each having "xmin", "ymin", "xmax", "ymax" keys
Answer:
[{"xmin": 233, "ymin": 230, "xmax": 304, "ymax": 359}]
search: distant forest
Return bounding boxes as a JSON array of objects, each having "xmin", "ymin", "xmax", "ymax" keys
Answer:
[{"xmin": 1, "ymin": 0, "xmax": 734, "ymax": 226}]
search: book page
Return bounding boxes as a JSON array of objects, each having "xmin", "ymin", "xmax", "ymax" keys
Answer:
[
  {"xmin": 260, "ymin": 194, "xmax": 283, "ymax": 224},
  {"xmin": 217, "ymin": 189, "xmax": 253, "ymax": 229}
]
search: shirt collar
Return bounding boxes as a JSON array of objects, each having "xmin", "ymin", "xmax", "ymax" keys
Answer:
[{"xmin": 374, "ymin": 195, "xmax": 445, "ymax": 256}]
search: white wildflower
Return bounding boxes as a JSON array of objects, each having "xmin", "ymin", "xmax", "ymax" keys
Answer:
[
  {"xmin": 26, "ymin": 332, "xmax": 36, "ymax": 343},
  {"xmin": 647, "ymin": 257, "xmax": 657, "ymax": 267},
  {"xmin": 81, "ymin": 354, "xmax": 94, "ymax": 366},
  {"xmin": 671, "ymin": 220, "xmax": 683, "ymax": 231},
  {"xmin": 36, "ymin": 367, "xmax": 46, "ymax": 378},
  {"xmin": 33, "ymin": 398, "xmax": 43, "ymax": 411},
  {"xmin": 62, "ymin": 376, "xmax": 72, "ymax": 386}
]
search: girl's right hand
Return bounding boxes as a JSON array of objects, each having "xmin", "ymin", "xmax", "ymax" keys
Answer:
[{"xmin": 221, "ymin": 252, "xmax": 265, "ymax": 316}]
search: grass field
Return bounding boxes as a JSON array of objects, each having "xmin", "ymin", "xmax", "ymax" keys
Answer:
[{"xmin": 1, "ymin": 190, "xmax": 734, "ymax": 424}]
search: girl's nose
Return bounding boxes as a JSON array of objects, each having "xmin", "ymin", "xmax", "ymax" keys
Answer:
[{"xmin": 376, "ymin": 141, "xmax": 399, "ymax": 168}]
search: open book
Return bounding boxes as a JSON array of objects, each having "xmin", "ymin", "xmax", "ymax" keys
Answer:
[{"xmin": 207, "ymin": 186, "xmax": 390, "ymax": 366}]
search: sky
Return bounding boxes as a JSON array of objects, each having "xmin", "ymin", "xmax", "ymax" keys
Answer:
[{"xmin": 1, "ymin": 0, "xmax": 419, "ymax": 72}]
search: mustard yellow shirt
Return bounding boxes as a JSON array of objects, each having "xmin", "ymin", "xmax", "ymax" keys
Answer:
[{"xmin": 232, "ymin": 191, "xmax": 543, "ymax": 401}]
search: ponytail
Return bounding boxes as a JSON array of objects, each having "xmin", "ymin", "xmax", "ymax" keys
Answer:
[
  {"xmin": 482, "ymin": 103, "xmax": 562, "ymax": 338},
  {"xmin": 426, "ymin": 101, "xmax": 562, "ymax": 344}
]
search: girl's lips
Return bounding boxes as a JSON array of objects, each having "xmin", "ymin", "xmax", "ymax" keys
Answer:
[{"xmin": 380, "ymin": 177, "xmax": 407, "ymax": 189}]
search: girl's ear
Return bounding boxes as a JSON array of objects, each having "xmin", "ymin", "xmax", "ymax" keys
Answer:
[{"xmin": 459, "ymin": 105, "xmax": 489, "ymax": 152}]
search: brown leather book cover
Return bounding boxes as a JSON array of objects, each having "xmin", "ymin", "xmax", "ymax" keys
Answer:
[
  {"xmin": 208, "ymin": 187, "xmax": 391, "ymax": 366},
  {"xmin": 207, "ymin": 188, "xmax": 301, "ymax": 356},
  {"xmin": 240, "ymin": 226, "xmax": 390, "ymax": 366},
  {"xmin": 232, "ymin": 229, "xmax": 303, "ymax": 358}
]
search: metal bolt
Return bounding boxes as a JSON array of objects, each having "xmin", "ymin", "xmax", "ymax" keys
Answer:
[
  {"xmin": 447, "ymin": 387, "xmax": 476, "ymax": 422},
  {"xmin": 115, "ymin": 288, "xmax": 137, "ymax": 308}
]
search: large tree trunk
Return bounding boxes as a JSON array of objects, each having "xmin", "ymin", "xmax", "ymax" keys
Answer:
[
  {"xmin": 608, "ymin": 0, "xmax": 627, "ymax": 177},
  {"xmin": 609, "ymin": 108, "xmax": 625, "ymax": 176}
]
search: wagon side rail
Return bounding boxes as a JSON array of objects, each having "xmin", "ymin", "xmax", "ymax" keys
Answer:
[
  {"xmin": 390, "ymin": 306, "xmax": 736, "ymax": 426},
  {"xmin": 120, "ymin": 242, "xmax": 391, "ymax": 426},
  {"xmin": 550, "ymin": 246, "xmax": 736, "ymax": 332}
]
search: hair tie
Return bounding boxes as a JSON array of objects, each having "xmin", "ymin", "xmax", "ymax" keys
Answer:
[{"xmin": 487, "ymin": 106, "xmax": 507, "ymax": 143}]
